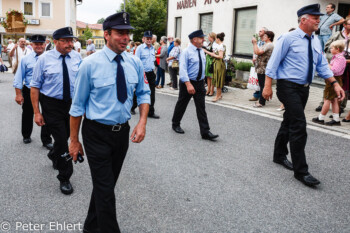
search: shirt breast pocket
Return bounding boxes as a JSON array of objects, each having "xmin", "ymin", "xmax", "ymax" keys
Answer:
[
  {"xmin": 44, "ymin": 67, "xmax": 61, "ymax": 84},
  {"xmin": 92, "ymin": 77, "xmax": 116, "ymax": 88}
]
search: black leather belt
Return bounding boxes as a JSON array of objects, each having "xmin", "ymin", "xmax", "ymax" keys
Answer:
[
  {"xmin": 278, "ymin": 79, "xmax": 309, "ymax": 88},
  {"xmin": 86, "ymin": 118, "xmax": 129, "ymax": 132}
]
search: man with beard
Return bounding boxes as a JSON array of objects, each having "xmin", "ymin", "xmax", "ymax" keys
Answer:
[{"xmin": 30, "ymin": 27, "xmax": 82, "ymax": 195}]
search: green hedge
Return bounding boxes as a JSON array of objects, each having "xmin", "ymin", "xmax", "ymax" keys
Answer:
[{"xmin": 233, "ymin": 60, "xmax": 253, "ymax": 72}]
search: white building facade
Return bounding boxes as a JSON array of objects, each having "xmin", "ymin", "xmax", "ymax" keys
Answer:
[{"xmin": 167, "ymin": 0, "xmax": 350, "ymax": 58}]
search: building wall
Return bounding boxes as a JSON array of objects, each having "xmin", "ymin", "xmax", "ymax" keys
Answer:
[
  {"xmin": 167, "ymin": 0, "xmax": 343, "ymax": 57},
  {"xmin": 0, "ymin": 0, "xmax": 78, "ymax": 39}
]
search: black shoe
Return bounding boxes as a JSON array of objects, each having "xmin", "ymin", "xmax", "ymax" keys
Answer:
[
  {"xmin": 294, "ymin": 174, "xmax": 320, "ymax": 186},
  {"xmin": 202, "ymin": 131, "xmax": 219, "ymax": 141},
  {"xmin": 273, "ymin": 159, "xmax": 293, "ymax": 170},
  {"xmin": 325, "ymin": 120, "xmax": 341, "ymax": 126},
  {"xmin": 342, "ymin": 118, "xmax": 350, "ymax": 122},
  {"xmin": 23, "ymin": 138, "xmax": 32, "ymax": 144},
  {"xmin": 131, "ymin": 109, "xmax": 136, "ymax": 115},
  {"xmin": 172, "ymin": 125, "xmax": 184, "ymax": 134},
  {"xmin": 60, "ymin": 181, "xmax": 73, "ymax": 195},
  {"xmin": 43, "ymin": 143, "xmax": 54, "ymax": 150},
  {"xmin": 315, "ymin": 106, "xmax": 322, "ymax": 112},
  {"xmin": 148, "ymin": 114, "xmax": 160, "ymax": 119},
  {"xmin": 312, "ymin": 117, "xmax": 324, "ymax": 125},
  {"xmin": 47, "ymin": 151, "xmax": 58, "ymax": 170}
]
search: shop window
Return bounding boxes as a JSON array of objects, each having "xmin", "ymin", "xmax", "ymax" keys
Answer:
[
  {"xmin": 233, "ymin": 7, "xmax": 257, "ymax": 58},
  {"xmin": 175, "ymin": 17, "xmax": 182, "ymax": 39},
  {"xmin": 199, "ymin": 13, "xmax": 213, "ymax": 37}
]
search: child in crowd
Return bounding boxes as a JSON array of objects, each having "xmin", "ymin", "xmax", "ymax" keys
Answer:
[{"xmin": 312, "ymin": 40, "xmax": 346, "ymax": 126}]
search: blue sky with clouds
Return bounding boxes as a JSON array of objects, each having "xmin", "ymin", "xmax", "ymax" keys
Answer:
[{"xmin": 77, "ymin": 0, "xmax": 123, "ymax": 24}]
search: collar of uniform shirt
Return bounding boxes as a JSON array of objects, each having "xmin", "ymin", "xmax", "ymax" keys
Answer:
[
  {"xmin": 142, "ymin": 43, "xmax": 154, "ymax": 50},
  {"xmin": 103, "ymin": 45, "xmax": 127, "ymax": 63},
  {"xmin": 53, "ymin": 47, "xmax": 71, "ymax": 59},
  {"xmin": 188, "ymin": 42, "xmax": 200, "ymax": 51},
  {"xmin": 295, "ymin": 27, "xmax": 314, "ymax": 40}
]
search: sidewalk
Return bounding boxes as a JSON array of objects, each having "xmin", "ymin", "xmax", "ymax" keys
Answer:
[{"xmin": 157, "ymin": 72, "xmax": 350, "ymax": 136}]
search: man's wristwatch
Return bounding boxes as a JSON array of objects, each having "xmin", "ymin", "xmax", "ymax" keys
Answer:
[{"xmin": 330, "ymin": 80, "xmax": 338, "ymax": 86}]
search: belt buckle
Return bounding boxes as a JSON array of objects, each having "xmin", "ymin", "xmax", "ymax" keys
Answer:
[{"xmin": 112, "ymin": 124, "xmax": 122, "ymax": 132}]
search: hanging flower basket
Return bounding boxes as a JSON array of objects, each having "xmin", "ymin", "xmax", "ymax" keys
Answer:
[{"xmin": 1, "ymin": 9, "xmax": 27, "ymax": 33}]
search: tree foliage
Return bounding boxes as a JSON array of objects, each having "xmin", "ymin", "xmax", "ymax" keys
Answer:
[
  {"xmin": 83, "ymin": 26, "xmax": 93, "ymax": 41},
  {"xmin": 120, "ymin": 0, "xmax": 167, "ymax": 42},
  {"xmin": 97, "ymin": 18, "xmax": 105, "ymax": 24}
]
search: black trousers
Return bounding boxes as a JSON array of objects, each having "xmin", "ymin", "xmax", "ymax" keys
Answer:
[
  {"xmin": 21, "ymin": 86, "xmax": 52, "ymax": 144},
  {"xmin": 172, "ymin": 80, "xmax": 210, "ymax": 135},
  {"xmin": 257, "ymin": 73, "xmax": 266, "ymax": 106},
  {"xmin": 82, "ymin": 118, "xmax": 130, "ymax": 233},
  {"xmin": 40, "ymin": 94, "xmax": 73, "ymax": 182},
  {"xmin": 274, "ymin": 80, "xmax": 309, "ymax": 176},
  {"xmin": 132, "ymin": 71, "xmax": 156, "ymax": 115}
]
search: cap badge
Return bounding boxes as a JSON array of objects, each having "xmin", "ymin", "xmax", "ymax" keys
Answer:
[
  {"xmin": 123, "ymin": 12, "xmax": 127, "ymax": 24},
  {"xmin": 68, "ymin": 27, "xmax": 73, "ymax": 35}
]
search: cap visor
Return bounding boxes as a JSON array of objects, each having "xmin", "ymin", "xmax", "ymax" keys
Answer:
[
  {"xmin": 31, "ymin": 40, "xmax": 45, "ymax": 43},
  {"xmin": 57, "ymin": 35, "xmax": 77, "ymax": 39},
  {"xmin": 110, "ymin": 25, "xmax": 135, "ymax": 30},
  {"xmin": 310, "ymin": 12, "xmax": 324, "ymax": 16}
]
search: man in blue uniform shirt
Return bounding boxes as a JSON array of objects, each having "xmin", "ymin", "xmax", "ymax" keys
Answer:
[
  {"xmin": 13, "ymin": 34, "xmax": 53, "ymax": 148},
  {"xmin": 30, "ymin": 27, "xmax": 82, "ymax": 195},
  {"xmin": 171, "ymin": 29, "xmax": 218, "ymax": 141},
  {"xmin": 133, "ymin": 30, "xmax": 159, "ymax": 118},
  {"xmin": 263, "ymin": 4, "xmax": 345, "ymax": 187},
  {"xmin": 69, "ymin": 12, "xmax": 150, "ymax": 233}
]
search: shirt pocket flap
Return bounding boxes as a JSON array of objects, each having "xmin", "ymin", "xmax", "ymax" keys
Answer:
[
  {"xmin": 127, "ymin": 75, "xmax": 139, "ymax": 84},
  {"xmin": 292, "ymin": 46, "xmax": 304, "ymax": 53},
  {"xmin": 92, "ymin": 77, "xmax": 116, "ymax": 88}
]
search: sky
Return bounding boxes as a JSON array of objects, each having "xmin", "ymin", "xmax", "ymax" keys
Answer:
[{"xmin": 77, "ymin": 0, "xmax": 124, "ymax": 24}]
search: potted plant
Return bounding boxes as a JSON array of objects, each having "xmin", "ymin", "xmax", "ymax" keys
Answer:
[{"xmin": 234, "ymin": 60, "xmax": 253, "ymax": 82}]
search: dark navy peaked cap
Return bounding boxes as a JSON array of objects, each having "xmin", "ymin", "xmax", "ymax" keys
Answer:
[
  {"xmin": 188, "ymin": 29, "xmax": 206, "ymax": 39},
  {"xmin": 103, "ymin": 12, "xmax": 134, "ymax": 30},
  {"xmin": 144, "ymin": 31, "xmax": 152, "ymax": 38},
  {"xmin": 297, "ymin": 4, "xmax": 324, "ymax": 17},
  {"xmin": 53, "ymin": 27, "xmax": 76, "ymax": 40},
  {"xmin": 30, "ymin": 34, "xmax": 46, "ymax": 43}
]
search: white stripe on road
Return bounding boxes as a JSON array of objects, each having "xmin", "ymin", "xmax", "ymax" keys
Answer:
[{"xmin": 158, "ymin": 91, "xmax": 350, "ymax": 140}]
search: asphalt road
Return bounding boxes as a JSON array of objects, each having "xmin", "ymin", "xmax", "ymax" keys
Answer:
[{"xmin": 0, "ymin": 72, "xmax": 350, "ymax": 233}]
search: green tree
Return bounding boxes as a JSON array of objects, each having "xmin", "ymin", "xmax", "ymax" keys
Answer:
[
  {"xmin": 97, "ymin": 18, "xmax": 105, "ymax": 24},
  {"xmin": 120, "ymin": 0, "xmax": 167, "ymax": 42},
  {"xmin": 83, "ymin": 26, "xmax": 93, "ymax": 41}
]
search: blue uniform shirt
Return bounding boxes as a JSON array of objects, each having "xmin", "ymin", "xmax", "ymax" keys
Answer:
[
  {"xmin": 266, "ymin": 27, "xmax": 333, "ymax": 85},
  {"xmin": 30, "ymin": 48, "xmax": 82, "ymax": 99},
  {"xmin": 69, "ymin": 46, "xmax": 151, "ymax": 125},
  {"xmin": 179, "ymin": 43, "xmax": 206, "ymax": 83},
  {"xmin": 135, "ymin": 43, "xmax": 155, "ymax": 72},
  {"xmin": 13, "ymin": 52, "xmax": 40, "ymax": 89}
]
